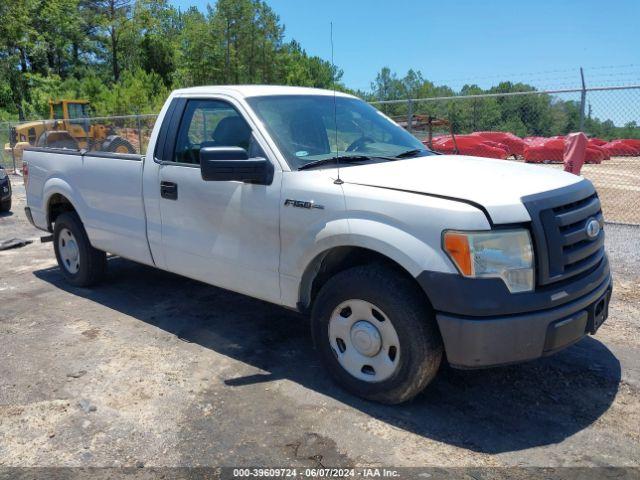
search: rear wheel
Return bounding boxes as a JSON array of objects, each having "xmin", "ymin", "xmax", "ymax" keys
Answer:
[
  {"xmin": 36, "ymin": 131, "xmax": 78, "ymax": 150},
  {"xmin": 311, "ymin": 264, "xmax": 443, "ymax": 404},
  {"xmin": 53, "ymin": 212, "xmax": 106, "ymax": 287},
  {"xmin": 102, "ymin": 136, "xmax": 136, "ymax": 154}
]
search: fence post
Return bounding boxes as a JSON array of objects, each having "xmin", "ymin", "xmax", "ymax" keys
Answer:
[
  {"xmin": 8, "ymin": 123, "xmax": 17, "ymax": 174},
  {"xmin": 579, "ymin": 67, "xmax": 587, "ymax": 132},
  {"xmin": 407, "ymin": 99, "xmax": 413, "ymax": 133},
  {"xmin": 136, "ymin": 114, "xmax": 142, "ymax": 154}
]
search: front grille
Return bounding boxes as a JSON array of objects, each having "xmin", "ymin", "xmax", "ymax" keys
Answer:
[{"xmin": 523, "ymin": 181, "xmax": 605, "ymax": 286}]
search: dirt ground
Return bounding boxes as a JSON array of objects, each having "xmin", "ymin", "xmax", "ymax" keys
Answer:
[{"xmin": 1, "ymin": 176, "xmax": 639, "ymax": 470}]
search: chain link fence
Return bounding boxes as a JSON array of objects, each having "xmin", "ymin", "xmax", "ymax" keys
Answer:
[
  {"xmin": 0, "ymin": 114, "xmax": 158, "ymax": 174},
  {"xmin": 372, "ymin": 85, "xmax": 640, "ymax": 225},
  {"xmin": 1, "ymin": 85, "xmax": 638, "ymax": 224}
]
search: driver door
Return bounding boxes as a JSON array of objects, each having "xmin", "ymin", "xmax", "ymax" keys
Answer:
[{"xmin": 158, "ymin": 97, "xmax": 282, "ymax": 303}]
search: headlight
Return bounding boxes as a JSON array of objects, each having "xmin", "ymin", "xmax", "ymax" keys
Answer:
[
  {"xmin": 443, "ymin": 229, "xmax": 534, "ymax": 293},
  {"xmin": 0, "ymin": 169, "xmax": 6, "ymax": 180}
]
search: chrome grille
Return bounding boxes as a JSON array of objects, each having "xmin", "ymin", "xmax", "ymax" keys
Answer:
[
  {"xmin": 554, "ymin": 193, "xmax": 604, "ymax": 279},
  {"xmin": 523, "ymin": 181, "xmax": 605, "ymax": 286}
]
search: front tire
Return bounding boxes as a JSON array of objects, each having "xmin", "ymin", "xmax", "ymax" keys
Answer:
[
  {"xmin": 311, "ymin": 264, "xmax": 443, "ymax": 404},
  {"xmin": 53, "ymin": 212, "xmax": 106, "ymax": 287},
  {"xmin": 0, "ymin": 197, "xmax": 10, "ymax": 212}
]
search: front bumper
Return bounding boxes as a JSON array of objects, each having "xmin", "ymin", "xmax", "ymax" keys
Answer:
[{"xmin": 419, "ymin": 257, "xmax": 612, "ymax": 368}]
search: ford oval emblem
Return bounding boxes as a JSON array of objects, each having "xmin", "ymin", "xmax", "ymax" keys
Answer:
[{"xmin": 586, "ymin": 218, "xmax": 600, "ymax": 239}]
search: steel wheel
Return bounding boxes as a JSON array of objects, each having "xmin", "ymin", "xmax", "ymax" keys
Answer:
[
  {"xmin": 328, "ymin": 299, "xmax": 400, "ymax": 382},
  {"xmin": 58, "ymin": 227, "xmax": 80, "ymax": 274}
]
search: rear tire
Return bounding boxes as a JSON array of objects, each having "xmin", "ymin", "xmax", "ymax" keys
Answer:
[
  {"xmin": 36, "ymin": 131, "xmax": 79, "ymax": 150},
  {"xmin": 102, "ymin": 136, "xmax": 136, "ymax": 154},
  {"xmin": 53, "ymin": 212, "xmax": 106, "ymax": 287},
  {"xmin": 311, "ymin": 264, "xmax": 443, "ymax": 404},
  {"xmin": 0, "ymin": 198, "xmax": 10, "ymax": 212}
]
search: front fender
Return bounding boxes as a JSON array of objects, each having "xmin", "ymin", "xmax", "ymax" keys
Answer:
[
  {"xmin": 279, "ymin": 215, "xmax": 456, "ymax": 309},
  {"xmin": 285, "ymin": 217, "xmax": 454, "ymax": 281}
]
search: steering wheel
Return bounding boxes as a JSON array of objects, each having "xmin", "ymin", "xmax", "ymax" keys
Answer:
[{"xmin": 346, "ymin": 136, "xmax": 375, "ymax": 152}]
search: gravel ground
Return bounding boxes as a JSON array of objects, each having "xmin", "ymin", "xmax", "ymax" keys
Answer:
[
  {"xmin": 540, "ymin": 156, "xmax": 640, "ymax": 225},
  {"xmin": 1, "ymin": 176, "xmax": 639, "ymax": 470},
  {"xmin": 604, "ymin": 222, "xmax": 640, "ymax": 282}
]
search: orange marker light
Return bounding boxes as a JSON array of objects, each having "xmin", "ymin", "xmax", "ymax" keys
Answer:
[{"xmin": 444, "ymin": 232, "xmax": 473, "ymax": 276}]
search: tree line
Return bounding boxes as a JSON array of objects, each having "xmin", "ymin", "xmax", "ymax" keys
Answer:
[
  {"xmin": 0, "ymin": 0, "xmax": 340, "ymax": 119},
  {"xmin": 0, "ymin": 0, "xmax": 637, "ymax": 140},
  {"xmin": 367, "ymin": 68, "xmax": 638, "ymax": 140}
]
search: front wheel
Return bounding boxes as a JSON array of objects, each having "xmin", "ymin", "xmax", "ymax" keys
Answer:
[
  {"xmin": 53, "ymin": 212, "xmax": 107, "ymax": 287},
  {"xmin": 311, "ymin": 264, "xmax": 443, "ymax": 404}
]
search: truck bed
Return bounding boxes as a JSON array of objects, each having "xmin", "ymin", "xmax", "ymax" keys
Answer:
[{"xmin": 24, "ymin": 147, "xmax": 154, "ymax": 266}]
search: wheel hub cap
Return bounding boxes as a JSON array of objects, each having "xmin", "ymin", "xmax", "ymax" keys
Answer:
[
  {"xmin": 350, "ymin": 321, "xmax": 382, "ymax": 357},
  {"xmin": 328, "ymin": 299, "xmax": 401, "ymax": 383},
  {"xmin": 59, "ymin": 228, "xmax": 80, "ymax": 274}
]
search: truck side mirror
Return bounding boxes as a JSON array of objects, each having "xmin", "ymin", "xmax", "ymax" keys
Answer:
[{"xmin": 200, "ymin": 147, "xmax": 273, "ymax": 184}]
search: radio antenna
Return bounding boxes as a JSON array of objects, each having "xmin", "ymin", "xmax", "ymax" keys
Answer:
[{"xmin": 330, "ymin": 22, "xmax": 342, "ymax": 183}]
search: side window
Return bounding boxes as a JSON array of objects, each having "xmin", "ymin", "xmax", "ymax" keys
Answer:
[
  {"xmin": 53, "ymin": 104, "xmax": 64, "ymax": 119},
  {"xmin": 173, "ymin": 99, "xmax": 261, "ymax": 164}
]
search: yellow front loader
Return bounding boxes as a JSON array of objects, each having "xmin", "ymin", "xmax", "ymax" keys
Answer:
[{"xmin": 4, "ymin": 100, "xmax": 136, "ymax": 164}]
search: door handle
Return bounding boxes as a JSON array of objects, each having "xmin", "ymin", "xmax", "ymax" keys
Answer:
[{"xmin": 160, "ymin": 181, "xmax": 178, "ymax": 200}]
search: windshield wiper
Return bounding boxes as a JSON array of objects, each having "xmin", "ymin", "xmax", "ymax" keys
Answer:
[
  {"xmin": 298, "ymin": 151, "xmax": 424, "ymax": 171},
  {"xmin": 298, "ymin": 155, "xmax": 374, "ymax": 171},
  {"xmin": 393, "ymin": 148, "xmax": 426, "ymax": 158}
]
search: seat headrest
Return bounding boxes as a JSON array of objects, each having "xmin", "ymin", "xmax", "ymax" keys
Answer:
[{"xmin": 212, "ymin": 116, "xmax": 251, "ymax": 149}]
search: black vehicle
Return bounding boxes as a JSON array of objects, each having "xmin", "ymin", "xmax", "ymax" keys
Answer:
[{"xmin": 0, "ymin": 165, "xmax": 12, "ymax": 212}]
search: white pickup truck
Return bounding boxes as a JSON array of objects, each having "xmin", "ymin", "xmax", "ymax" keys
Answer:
[{"xmin": 24, "ymin": 86, "xmax": 612, "ymax": 404}]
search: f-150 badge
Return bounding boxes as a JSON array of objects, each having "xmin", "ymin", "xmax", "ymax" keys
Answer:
[{"xmin": 284, "ymin": 199, "xmax": 324, "ymax": 210}]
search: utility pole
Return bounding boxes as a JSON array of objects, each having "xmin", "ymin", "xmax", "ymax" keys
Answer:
[{"xmin": 579, "ymin": 67, "xmax": 587, "ymax": 132}]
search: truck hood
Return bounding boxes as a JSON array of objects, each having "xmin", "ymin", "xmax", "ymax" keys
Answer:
[{"xmin": 337, "ymin": 155, "xmax": 583, "ymax": 224}]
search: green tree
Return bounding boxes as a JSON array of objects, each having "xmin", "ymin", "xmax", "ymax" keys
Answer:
[
  {"xmin": 82, "ymin": 0, "xmax": 133, "ymax": 81},
  {"xmin": 119, "ymin": 0, "xmax": 179, "ymax": 85},
  {"xmin": 174, "ymin": 7, "xmax": 219, "ymax": 86}
]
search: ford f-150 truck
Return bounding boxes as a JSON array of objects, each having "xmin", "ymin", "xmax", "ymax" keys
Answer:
[{"xmin": 23, "ymin": 86, "xmax": 612, "ymax": 404}]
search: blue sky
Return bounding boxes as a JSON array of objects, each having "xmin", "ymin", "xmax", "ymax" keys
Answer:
[{"xmin": 170, "ymin": 0, "xmax": 639, "ymax": 92}]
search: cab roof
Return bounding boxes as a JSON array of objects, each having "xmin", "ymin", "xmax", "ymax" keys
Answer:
[{"xmin": 171, "ymin": 85, "xmax": 357, "ymax": 99}]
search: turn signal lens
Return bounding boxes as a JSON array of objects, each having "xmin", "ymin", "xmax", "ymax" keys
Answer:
[{"xmin": 443, "ymin": 232, "xmax": 472, "ymax": 275}]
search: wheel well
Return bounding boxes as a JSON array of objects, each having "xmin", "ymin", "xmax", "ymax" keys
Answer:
[
  {"xmin": 300, "ymin": 246, "xmax": 430, "ymax": 312},
  {"xmin": 47, "ymin": 193, "xmax": 76, "ymax": 230}
]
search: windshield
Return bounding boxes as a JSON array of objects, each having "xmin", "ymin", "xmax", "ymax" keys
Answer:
[
  {"xmin": 67, "ymin": 103, "xmax": 89, "ymax": 118},
  {"xmin": 67, "ymin": 103, "xmax": 90, "ymax": 126},
  {"xmin": 245, "ymin": 94, "xmax": 432, "ymax": 169}
]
